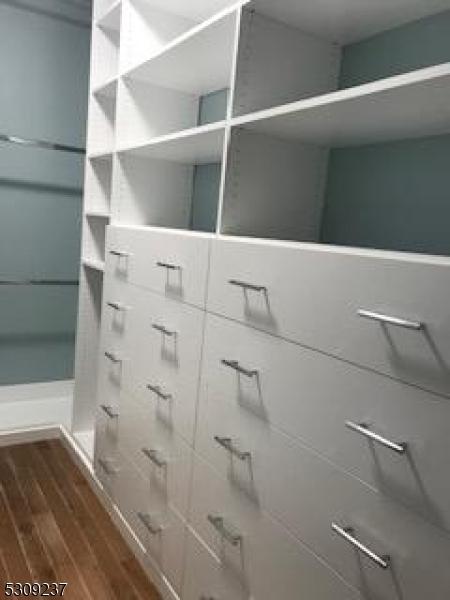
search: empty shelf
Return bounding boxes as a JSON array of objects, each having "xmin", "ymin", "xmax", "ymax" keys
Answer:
[
  {"xmin": 124, "ymin": 7, "xmax": 237, "ymax": 95},
  {"xmin": 253, "ymin": 0, "xmax": 450, "ymax": 44},
  {"xmin": 233, "ymin": 64, "xmax": 450, "ymax": 146},
  {"xmin": 96, "ymin": 0, "xmax": 121, "ymax": 32},
  {"xmin": 118, "ymin": 121, "xmax": 226, "ymax": 163}
]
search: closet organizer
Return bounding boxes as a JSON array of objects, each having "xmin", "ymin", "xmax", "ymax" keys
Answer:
[{"xmin": 72, "ymin": 0, "xmax": 450, "ymax": 598}]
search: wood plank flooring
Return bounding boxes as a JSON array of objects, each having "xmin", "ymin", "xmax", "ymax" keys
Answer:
[{"xmin": 0, "ymin": 440, "xmax": 161, "ymax": 600}]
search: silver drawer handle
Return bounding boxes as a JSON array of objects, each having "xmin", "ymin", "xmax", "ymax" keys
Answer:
[
  {"xmin": 100, "ymin": 405, "xmax": 119, "ymax": 419},
  {"xmin": 214, "ymin": 436, "xmax": 251, "ymax": 461},
  {"xmin": 346, "ymin": 421, "xmax": 407, "ymax": 454},
  {"xmin": 109, "ymin": 250, "xmax": 130, "ymax": 258},
  {"xmin": 332, "ymin": 523, "xmax": 390, "ymax": 569},
  {"xmin": 221, "ymin": 359, "xmax": 258, "ymax": 378},
  {"xmin": 357, "ymin": 309, "xmax": 423, "ymax": 331},
  {"xmin": 207, "ymin": 514, "xmax": 242, "ymax": 546},
  {"xmin": 107, "ymin": 301, "xmax": 126, "ymax": 311},
  {"xmin": 97, "ymin": 458, "xmax": 119, "ymax": 476},
  {"xmin": 137, "ymin": 512, "xmax": 163, "ymax": 535},
  {"xmin": 142, "ymin": 447, "xmax": 167, "ymax": 468},
  {"xmin": 104, "ymin": 351, "xmax": 122, "ymax": 364},
  {"xmin": 156, "ymin": 261, "xmax": 181, "ymax": 271},
  {"xmin": 146, "ymin": 383, "xmax": 172, "ymax": 401},
  {"xmin": 152, "ymin": 323, "xmax": 176, "ymax": 337},
  {"xmin": 229, "ymin": 279, "xmax": 266, "ymax": 293}
]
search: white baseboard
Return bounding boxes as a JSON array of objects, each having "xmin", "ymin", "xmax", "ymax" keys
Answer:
[{"xmin": 0, "ymin": 423, "xmax": 178, "ymax": 600}]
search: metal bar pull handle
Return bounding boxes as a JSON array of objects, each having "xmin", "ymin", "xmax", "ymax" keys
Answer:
[
  {"xmin": 107, "ymin": 301, "xmax": 126, "ymax": 311},
  {"xmin": 156, "ymin": 261, "xmax": 181, "ymax": 271},
  {"xmin": 207, "ymin": 515, "xmax": 242, "ymax": 547},
  {"xmin": 109, "ymin": 250, "xmax": 130, "ymax": 258},
  {"xmin": 152, "ymin": 323, "xmax": 176, "ymax": 337},
  {"xmin": 97, "ymin": 458, "xmax": 119, "ymax": 476},
  {"xmin": 142, "ymin": 448, "xmax": 167, "ymax": 468},
  {"xmin": 357, "ymin": 309, "xmax": 423, "ymax": 331},
  {"xmin": 331, "ymin": 523, "xmax": 390, "ymax": 569},
  {"xmin": 221, "ymin": 359, "xmax": 258, "ymax": 378},
  {"xmin": 345, "ymin": 421, "xmax": 407, "ymax": 454},
  {"xmin": 137, "ymin": 512, "xmax": 163, "ymax": 535},
  {"xmin": 214, "ymin": 436, "xmax": 251, "ymax": 461},
  {"xmin": 146, "ymin": 384, "xmax": 172, "ymax": 401},
  {"xmin": 104, "ymin": 351, "xmax": 122, "ymax": 364},
  {"xmin": 100, "ymin": 405, "xmax": 119, "ymax": 419},
  {"xmin": 229, "ymin": 279, "xmax": 266, "ymax": 293}
]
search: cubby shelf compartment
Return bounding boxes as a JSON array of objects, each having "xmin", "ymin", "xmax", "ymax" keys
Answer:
[
  {"xmin": 118, "ymin": 121, "xmax": 226, "ymax": 163},
  {"xmin": 85, "ymin": 210, "xmax": 111, "ymax": 219},
  {"xmin": 124, "ymin": 6, "xmax": 238, "ymax": 93},
  {"xmin": 233, "ymin": 64, "xmax": 450, "ymax": 146},
  {"xmin": 82, "ymin": 258, "xmax": 106, "ymax": 273},
  {"xmin": 92, "ymin": 77, "xmax": 118, "ymax": 99},
  {"xmin": 96, "ymin": 0, "xmax": 121, "ymax": 32},
  {"xmin": 253, "ymin": 0, "xmax": 450, "ymax": 43}
]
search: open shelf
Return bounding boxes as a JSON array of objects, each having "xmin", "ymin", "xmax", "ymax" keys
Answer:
[
  {"xmin": 116, "ymin": 9, "xmax": 237, "ymax": 147},
  {"xmin": 82, "ymin": 258, "xmax": 106, "ymax": 273},
  {"xmin": 96, "ymin": 0, "xmax": 121, "ymax": 32},
  {"xmin": 233, "ymin": 1, "xmax": 450, "ymax": 116},
  {"xmin": 233, "ymin": 64, "xmax": 450, "ymax": 146},
  {"xmin": 84, "ymin": 154, "xmax": 113, "ymax": 215},
  {"xmin": 118, "ymin": 121, "xmax": 225, "ymax": 162},
  {"xmin": 92, "ymin": 77, "xmax": 118, "ymax": 99}
]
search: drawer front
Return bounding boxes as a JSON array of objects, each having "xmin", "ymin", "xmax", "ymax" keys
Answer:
[
  {"xmin": 194, "ymin": 390, "xmax": 450, "ymax": 600},
  {"xmin": 182, "ymin": 529, "xmax": 248, "ymax": 600},
  {"xmin": 122, "ymin": 288, "xmax": 205, "ymax": 445},
  {"xmin": 207, "ymin": 237, "xmax": 450, "ymax": 397},
  {"xmin": 201, "ymin": 313, "xmax": 450, "ymax": 531},
  {"xmin": 113, "ymin": 452, "xmax": 187, "ymax": 593},
  {"xmin": 189, "ymin": 457, "xmax": 362, "ymax": 600},
  {"xmin": 117, "ymin": 391, "xmax": 193, "ymax": 518},
  {"xmin": 106, "ymin": 225, "xmax": 211, "ymax": 308}
]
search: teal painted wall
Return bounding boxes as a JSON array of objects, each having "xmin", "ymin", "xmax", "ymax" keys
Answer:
[
  {"xmin": 340, "ymin": 10, "xmax": 450, "ymax": 87},
  {"xmin": 321, "ymin": 135, "xmax": 450, "ymax": 256},
  {"xmin": 0, "ymin": 3, "xmax": 90, "ymax": 384}
]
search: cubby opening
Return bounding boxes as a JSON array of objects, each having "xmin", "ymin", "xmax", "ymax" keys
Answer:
[
  {"xmin": 84, "ymin": 154, "xmax": 113, "ymax": 215},
  {"xmin": 116, "ymin": 125, "xmax": 224, "ymax": 232},
  {"xmin": 83, "ymin": 215, "xmax": 107, "ymax": 267},
  {"xmin": 91, "ymin": 13, "xmax": 121, "ymax": 90},
  {"xmin": 221, "ymin": 127, "xmax": 450, "ymax": 257},
  {"xmin": 233, "ymin": 1, "xmax": 450, "ymax": 116},
  {"xmin": 120, "ymin": 0, "xmax": 239, "ymax": 71},
  {"xmin": 89, "ymin": 81, "xmax": 117, "ymax": 155},
  {"xmin": 117, "ymin": 9, "xmax": 236, "ymax": 148}
]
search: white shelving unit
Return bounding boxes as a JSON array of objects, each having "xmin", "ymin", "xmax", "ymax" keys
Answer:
[{"xmin": 73, "ymin": 0, "xmax": 450, "ymax": 597}]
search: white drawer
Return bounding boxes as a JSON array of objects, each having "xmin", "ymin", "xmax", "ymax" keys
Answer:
[
  {"xmin": 117, "ymin": 391, "xmax": 193, "ymax": 518},
  {"xmin": 106, "ymin": 225, "xmax": 211, "ymax": 308},
  {"xmin": 122, "ymin": 287, "xmax": 205, "ymax": 445},
  {"xmin": 182, "ymin": 529, "xmax": 248, "ymax": 600},
  {"xmin": 207, "ymin": 237, "xmax": 450, "ymax": 397},
  {"xmin": 194, "ymin": 392, "xmax": 450, "ymax": 600},
  {"xmin": 189, "ymin": 457, "xmax": 362, "ymax": 600},
  {"xmin": 201, "ymin": 313, "xmax": 450, "ymax": 531},
  {"xmin": 113, "ymin": 452, "xmax": 187, "ymax": 593}
]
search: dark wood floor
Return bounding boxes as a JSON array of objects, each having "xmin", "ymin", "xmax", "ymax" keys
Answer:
[{"xmin": 0, "ymin": 439, "xmax": 161, "ymax": 600}]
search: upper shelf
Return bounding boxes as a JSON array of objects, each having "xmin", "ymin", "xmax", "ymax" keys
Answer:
[
  {"xmin": 96, "ymin": 0, "xmax": 121, "ymax": 32},
  {"xmin": 252, "ymin": 0, "xmax": 450, "ymax": 44},
  {"xmin": 233, "ymin": 64, "xmax": 450, "ymax": 146},
  {"xmin": 139, "ymin": 0, "xmax": 243, "ymax": 22},
  {"xmin": 118, "ymin": 121, "xmax": 226, "ymax": 163},
  {"xmin": 124, "ymin": 7, "xmax": 238, "ymax": 95}
]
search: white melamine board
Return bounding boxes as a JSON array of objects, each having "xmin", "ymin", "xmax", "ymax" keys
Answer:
[
  {"xmin": 120, "ymin": 0, "xmax": 195, "ymax": 72},
  {"xmin": 116, "ymin": 79, "xmax": 199, "ymax": 146},
  {"xmin": 253, "ymin": 0, "xmax": 450, "ymax": 44},
  {"xmin": 84, "ymin": 155, "xmax": 112, "ymax": 214},
  {"xmin": 126, "ymin": 9, "xmax": 238, "ymax": 95},
  {"xmin": 233, "ymin": 8, "xmax": 341, "ymax": 116},
  {"xmin": 119, "ymin": 123, "xmax": 226, "ymax": 164},
  {"xmin": 82, "ymin": 258, "xmax": 106, "ymax": 272},
  {"xmin": 88, "ymin": 95, "xmax": 116, "ymax": 154},
  {"xmin": 96, "ymin": 0, "xmax": 121, "ymax": 32},
  {"xmin": 86, "ymin": 210, "xmax": 111, "ymax": 219},
  {"xmin": 90, "ymin": 26, "xmax": 120, "ymax": 89},
  {"xmin": 140, "ymin": 0, "xmax": 244, "ymax": 22},
  {"xmin": 221, "ymin": 128, "xmax": 328, "ymax": 241},
  {"xmin": 92, "ymin": 78, "xmax": 117, "ymax": 99},
  {"xmin": 116, "ymin": 154, "xmax": 194, "ymax": 228},
  {"xmin": 234, "ymin": 64, "xmax": 450, "ymax": 147}
]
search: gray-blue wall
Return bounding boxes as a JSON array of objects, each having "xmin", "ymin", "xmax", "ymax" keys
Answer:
[{"xmin": 0, "ymin": 1, "xmax": 90, "ymax": 384}]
